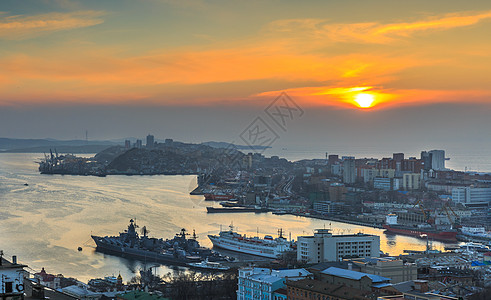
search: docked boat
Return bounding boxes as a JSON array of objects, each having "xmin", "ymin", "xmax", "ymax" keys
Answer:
[
  {"xmin": 204, "ymin": 193, "xmax": 235, "ymax": 201},
  {"xmin": 91, "ymin": 219, "xmax": 225, "ymax": 265},
  {"xmin": 219, "ymin": 201, "xmax": 243, "ymax": 208},
  {"xmin": 187, "ymin": 259, "xmax": 230, "ymax": 271},
  {"xmin": 383, "ymin": 214, "xmax": 457, "ymax": 242},
  {"xmin": 208, "ymin": 225, "xmax": 295, "ymax": 258},
  {"xmin": 206, "ymin": 207, "xmax": 269, "ymax": 213},
  {"xmin": 459, "ymin": 242, "xmax": 490, "ymax": 252}
]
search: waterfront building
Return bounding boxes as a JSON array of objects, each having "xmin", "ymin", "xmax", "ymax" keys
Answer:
[
  {"xmin": 313, "ymin": 201, "xmax": 341, "ymax": 214},
  {"xmin": 452, "ymin": 187, "xmax": 491, "ymax": 207},
  {"xmin": 297, "ymin": 229, "xmax": 380, "ymax": 263},
  {"xmin": 236, "ymin": 267, "xmax": 311, "ymax": 300},
  {"xmin": 0, "ymin": 255, "xmax": 27, "ymax": 300},
  {"xmin": 146, "ymin": 134, "xmax": 155, "ymax": 148},
  {"xmin": 342, "ymin": 158, "xmax": 356, "ymax": 184}
]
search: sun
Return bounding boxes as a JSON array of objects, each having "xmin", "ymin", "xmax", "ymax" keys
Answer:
[{"xmin": 354, "ymin": 93, "xmax": 375, "ymax": 108}]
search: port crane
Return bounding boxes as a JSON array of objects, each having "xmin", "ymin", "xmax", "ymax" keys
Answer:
[{"xmin": 442, "ymin": 203, "xmax": 459, "ymax": 227}]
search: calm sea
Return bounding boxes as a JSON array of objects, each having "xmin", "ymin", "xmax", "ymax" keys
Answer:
[{"xmin": 0, "ymin": 153, "xmax": 449, "ymax": 282}]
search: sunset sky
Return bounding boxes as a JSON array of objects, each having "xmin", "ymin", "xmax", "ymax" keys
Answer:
[{"xmin": 1, "ymin": 0, "xmax": 491, "ymax": 163}]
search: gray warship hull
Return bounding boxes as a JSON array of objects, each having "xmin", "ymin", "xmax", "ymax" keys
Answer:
[{"xmin": 91, "ymin": 235, "xmax": 198, "ymax": 265}]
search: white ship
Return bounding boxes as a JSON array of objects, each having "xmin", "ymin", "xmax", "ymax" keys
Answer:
[{"xmin": 208, "ymin": 225, "xmax": 294, "ymax": 259}]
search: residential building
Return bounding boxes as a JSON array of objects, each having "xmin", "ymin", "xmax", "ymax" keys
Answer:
[
  {"xmin": 378, "ymin": 291, "xmax": 459, "ymax": 300},
  {"xmin": 319, "ymin": 267, "xmax": 391, "ymax": 291},
  {"xmin": 402, "ymin": 173, "xmax": 420, "ymax": 190},
  {"xmin": 374, "ymin": 177, "xmax": 392, "ymax": 191},
  {"xmin": 271, "ymin": 288, "xmax": 287, "ymax": 300},
  {"xmin": 61, "ymin": 285, "xmax": 101, "ymax": 300},
  {"xmin": 428, "ymin": 150, "xmax": 446, "ymax": 171},
  {"xmin": 452, "ymin": 187, "xmax": 491, "ymax": 207},
  {"xmin": 35, "ymin": 267, "xmax": 61, "ymax": 290},
  {"xmin": 146, "ymin": 134, "xmax": 154, "ymax": 148},
  {"xmin": 329, "ymin": 183, "xmax": 347, "ymax": 202},
  {"xmin": 0, "ymin": 255, "xmax": 27, "ymax": 300},
  {"xmin": 350, "ymin": 257, "xmax": 418, "ymax": 284},
  {"xmin": 236, "ymin": 267, "xmax": 311, "ymax": 300},
  {"xmin": 359, "ymin": 168, "xmax": 395, "ymax": 183},
  {"xmin": 117, "ymin": 290, "xmax": 169, "ymax": 300},
  {"xmin": 421, "ymin": 151, "xmax": 432, "ymax": 170},
  {"xmin": 328, "ymin": 154, "xmax": 339, "ymax": 165},
  {"xmin": 342, "ymin": 158, "xmax": 356, "ymax": 184},
  {"xmin": 297, "ymin": 229, "xmax": 380, "ymax": 263},
  {"xmin": 393, "ymin": 153, "xmax": 404, "ymax": 163},
  {"xmin": 286, "ymin": 278, "xmax": 367, "ymax": 300},
  {"xmin": 331, "ymin": 163, "xmax": 342, "ymax": 176}
]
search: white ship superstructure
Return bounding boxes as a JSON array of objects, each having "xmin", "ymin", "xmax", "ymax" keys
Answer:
[{"xmin": 208, "ymin": 226, "xmax": 294, "ymax": 258}]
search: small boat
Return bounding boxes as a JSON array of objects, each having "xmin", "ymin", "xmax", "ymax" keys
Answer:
[
  {"xmin": 459, "ymin": 242, "xmax": 490, "ymax": 252},
  {"xmin": 187, "ymin": 260, "xmax": 230, "ymax": 271}
]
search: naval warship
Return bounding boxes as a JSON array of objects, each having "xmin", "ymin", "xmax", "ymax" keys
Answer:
[{"xmin": 92, "ymin": 219, "xmax": 227, "ymax": 265}]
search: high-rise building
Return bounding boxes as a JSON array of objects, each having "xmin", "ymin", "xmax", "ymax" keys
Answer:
[
  {"xmin": 393, "ymin": 153, "xmax": 404, "ymax": 162},
  {"xmin": 124, "ymin": 140, "xmax": 131, "ymax": 149},
  {"xmin": 429, "ymin": 150, "xmax": 445, "ymax": 170},
  {"xmin": 297, "ymin": 229, "xmax": 380, "ymax": 263},
  {"xmin": 146, "ymin": 134, "xmax": 155, "ymax": 148},
  {"xmin": 342, "ymin": 158, "xmax": 356, "ymax": 184},
  {"xmin": 421, "ymin": 151, "xmax": 432, "ymax": 170},
  {"xmin": 135, "ymin": 139, "xmax": 143, "ymax": 149},
  {"xmin": 328, "ymin": 154, "xmax": 339, "ymax": 165}
]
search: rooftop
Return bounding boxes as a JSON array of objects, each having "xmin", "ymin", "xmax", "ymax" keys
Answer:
[
  {"xmin": 321, "ymin": 267, "xmax": 391, "ymax": 283},
  {"xmin": 0, "ymin": 257, "xmax": 28, "ymax": 270},
  {"xmin": 286, "ymin": 278, "xmax": 366, "ymax": 299},
  {"xmin": 117, "ymin": 291, "xmax": 169, "ymax": 300}
]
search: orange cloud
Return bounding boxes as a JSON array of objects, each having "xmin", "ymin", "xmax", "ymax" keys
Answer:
[
  {"xmin": 1, "ymin": 8, "xmax": 491, "ymax": 109},
  {"xmin": 0, "ymin": 10, "xmax": 105, "ymax": 39},
  {"xmin": 266, "ymin": 10, "xmax": 491, "ymax": 44}
]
